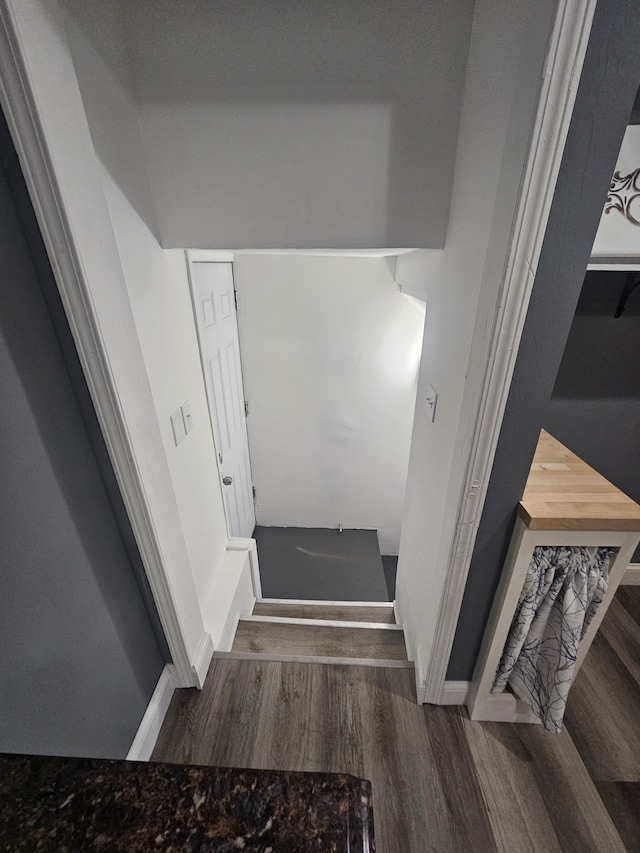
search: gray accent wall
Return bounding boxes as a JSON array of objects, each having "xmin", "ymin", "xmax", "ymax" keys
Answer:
[
  {"xmin": 546, "ymin": 271, "xmax": 640, "ymax": 562},
  {"xmin": 0, "ymin": 115, "xmax": 165, "ymax": 757},
  {"xmin": 447, "ymin": 0, "xmax": 640, "ymax": 681}
]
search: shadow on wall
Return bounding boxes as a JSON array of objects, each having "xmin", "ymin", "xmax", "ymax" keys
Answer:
[
  {"xmin": 546, "ymin": 269, "xmax": 640, "ymax": 559},
  {"xmin": 59, "ymin": 0, "xmax": 162, "ymax": 241},
  {"xmin": 61, "ymin": 0, "xmax": 474, "ymax": 249},
  {"xmin": 551, "ymin": 271, "xmax": 640, "ymax": 399}
]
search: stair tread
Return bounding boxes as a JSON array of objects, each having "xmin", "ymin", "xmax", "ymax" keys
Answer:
[
  {"xmin": 252, "ymin": 602, "xmax": 396, "ymax": 624},
  {"xmin": 215, "ymin": 650, "xmax": 413, "ymax": 669},
  {"xmin": 233, "ymin": 620, "xmax": 407, "ymax": 660}
]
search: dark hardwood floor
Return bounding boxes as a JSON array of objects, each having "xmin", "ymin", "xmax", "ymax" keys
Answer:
[
  {"xmin": 564, "ymin": 585, "xmax": 640, "ymax": 850},
  {"xmin": 153, "ymin": 587, "xmax": 640, "ymax": 852},
  {"xmin": 231, "ymin": 619, "xmax": 409, "ymax": 660}
]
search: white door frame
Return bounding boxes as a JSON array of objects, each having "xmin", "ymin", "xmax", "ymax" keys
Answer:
[{"xmin": 0, "ymin": 0, "xmax": 597, "ymax": 702}]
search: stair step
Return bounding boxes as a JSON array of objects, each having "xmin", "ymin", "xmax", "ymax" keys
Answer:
[
  {"xmin": 252, "ymin": 601, "xmax": 396, "ymax": 624},
  {"xmin": 215, "ymin": 650, "xmax": 414, "ymax": 669},
  {"xmin": 232, "ymin": 619, "xmax": 408, "ymax": 661},
  {"xmin": 242, "ymin": 615, "xmax": 401, "ymax": 630}
]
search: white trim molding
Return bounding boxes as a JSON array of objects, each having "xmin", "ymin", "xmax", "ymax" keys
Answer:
[
  {"xmin": 240, "ymin": 615, "xmax": 403, "ymax": 631},
  {"xmin": 192, "ymin": 634, "xmax": 215, "ymax": 689},
  {"xmin": 227, "ymin": 537, "xmax": 262, "ymax": 599},
  {"xmin": 259, "ymin": 598, "xmax": 394, "ymax": 608},
  {"xmin": 189, "ymin": 249, "xmax": 235, "ymax": 263},
  {"xmin": 414, "ymin": 646, "xmax": 428, "ymax": 705},
  {"xmin": 438, "ymin": 681, "xmax": 471, "ymax": 705},
  {"xmin": 202, "ymin": 540, "xmax": 257, "ymax": 652},
  {"xmin": 126, "ymin": 666, "xmax": 178, "ymax": 761},
  {"xmin": 215, "ymin": 651, "xmax": 414, "ymax": 669},
  {"xmin": 423, "ymin": 0, "xmax": 598, "ymax": 703}
]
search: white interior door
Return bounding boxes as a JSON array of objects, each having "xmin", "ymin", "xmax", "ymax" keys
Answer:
[{"xmin": 190, "ymin": 260, "xmax": 255, "ymax": 538}]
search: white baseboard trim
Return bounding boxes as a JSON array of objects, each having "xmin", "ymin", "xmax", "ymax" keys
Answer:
[
  {"xmin": 201, "ymin": 542, "xmax": 256, "ymax": 654},
  {"xmin": 126, "ymin": 665, "xmax": 178, "ymax": 761},
  {"xmin": 214, "ymin": 650, "xmax": 414, "ymax": 669},
  {"xmin": 467, "ymin": 692, "xmax": 541, "ymax": 724},
  {"xmin": 240, "ymin": 615, "xmax": 403, "ymax": 631},
  {"xmin": 192, "ymin": 632, "xmax": 215, "ymax": 689},
  {"xmin": 414, "ymin": 646, "xmax": 428, "ymax": 704},
  {"xmin": 227, "ymin": 537, "xmax": 262, "ymax": 599},
  {"xmin": 257, "ymin": 598, "xmax": 394, "ymax": 608},
  {"xmin": 438, "ymin": 681, "xmax": 471, "ymax": 705},
  {"xmin": 622, "ymin": 563, "xmax": 640, "ymax": 585}
]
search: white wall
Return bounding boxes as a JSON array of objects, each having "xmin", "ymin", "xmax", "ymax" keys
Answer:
[
  {"xmin": 61, "ymin": 0, "xmax": 230, "ymax": 607},
  {"xmin": 395, "ymin": 250, "xmax": 435, "ymax": 300},
  {"xmin": 395, "ymin": 0, "xmax": 556, "ymax": 677},
  {"xmin": 233, "ymin": 253, "xmax": 424, "ymax": 555},
  {"xmin": 100, "ymin": 180, "xmax": 229, "ymax": 606},
  {"xmin": 121, "ymin": 0, "xmax": 474, "ymax": 250}
]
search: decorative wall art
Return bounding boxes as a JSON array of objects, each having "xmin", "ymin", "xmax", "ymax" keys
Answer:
[{"xmin": 592, "ymin": 126, "xmax": 640, "ymax": 257}]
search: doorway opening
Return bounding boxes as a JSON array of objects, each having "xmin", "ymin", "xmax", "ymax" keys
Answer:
[{"xmin": 187, "ymin": 252, "xmax": 426, "ymax": 606}]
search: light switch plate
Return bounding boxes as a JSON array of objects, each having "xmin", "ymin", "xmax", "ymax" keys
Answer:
[
  {"xmin": 171, "ymin": 408, "xmax": 186, "ymax": 445},
  {"xmin": 425, "ymin": 385, "xmax": 438, "ymax": 422},
  {"xmin": 181, "ymin": 400, "xmax": 194, "ymax": 434}
]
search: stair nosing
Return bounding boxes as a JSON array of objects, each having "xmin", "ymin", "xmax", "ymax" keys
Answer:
[
  {"xmin": 214, "ymin": 650, "xmax": 414, "ymax": 669},
  {"xmin": 242, "ymin": 615, "xmax": 402, "ymax": 631},
  {"xmin": 256, "ymin": 597, "xmax": 394, "ymax": 608}
]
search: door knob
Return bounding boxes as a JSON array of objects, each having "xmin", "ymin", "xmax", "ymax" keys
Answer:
[{"xmin": 222, "ymin": 476, "xmax": 233, "ymax": 485}]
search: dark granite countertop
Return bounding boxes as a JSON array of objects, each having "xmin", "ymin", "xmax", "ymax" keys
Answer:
[{"xmin": 0, "ymin": 754, "xmax": 374, "ymax": 852}]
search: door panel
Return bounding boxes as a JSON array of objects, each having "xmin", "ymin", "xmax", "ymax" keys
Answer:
[{"xmin": 191, "ymin": 261, "xmax": 255, "ymax": 538}]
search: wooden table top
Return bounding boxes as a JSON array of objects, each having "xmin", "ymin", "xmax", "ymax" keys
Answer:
[{"xmin": 518, "ymin": 429, "xmax": 640, "ymax": 531}]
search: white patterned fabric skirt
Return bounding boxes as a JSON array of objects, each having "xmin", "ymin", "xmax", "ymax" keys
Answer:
[{"xmin": 492, "ymin": 545, "xmax": 616, "ymax": 732}]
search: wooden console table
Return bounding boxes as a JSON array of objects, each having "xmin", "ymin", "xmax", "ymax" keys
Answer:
[{"xmin": 467, "ymin": 429, "xmax": 640, "ymax": 723}]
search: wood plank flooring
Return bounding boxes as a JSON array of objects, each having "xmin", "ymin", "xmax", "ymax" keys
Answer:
[
  {"xmin": 464, "ymin": 718, "xmax": 624, "ymax": 852},
  {"xmin": 155, "ymin": 662, "xmax": 497, "ymax": 852},
  {"xmin": 154, "ymin": 587, "xmax": 640, "ymax": 852},
  {"xmin": 564, "ymin": 585, "xmax": 640, "ymax": 846},
  {"xmin": 231, "ymin": 619, "xmax": 408, "ymax": 660},
  {"xmin": 252, "ymin": 601, "xmax": 396, "ymax": 623}
]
